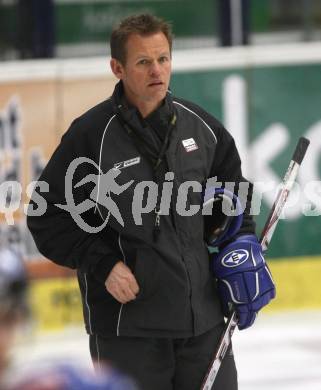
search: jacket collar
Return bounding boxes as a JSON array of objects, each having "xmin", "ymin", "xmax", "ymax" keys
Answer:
[{"xmin": 111, "ymin": 80, "xmax": 174, "ymax": 129}]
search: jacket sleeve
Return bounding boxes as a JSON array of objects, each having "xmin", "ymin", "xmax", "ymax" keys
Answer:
[
  {"xmin": 27, "ymin": 119, "xmax": 122, "ymax": 283},
  {"xmin": 209, "ymin": 123, "xmax": 256, "ymax": 236}
]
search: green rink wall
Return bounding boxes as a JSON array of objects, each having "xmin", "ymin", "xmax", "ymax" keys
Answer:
[
  {"xmin": 55, "ymin": 0, "xmax": 217, "ymax": 43},
  {"xmin": 170, "ymin": 51, "xmax": 321, "ymax": 259},
  {"xmin": 5, "ymin": 0, "xmax": 320, "ymax": 49}
]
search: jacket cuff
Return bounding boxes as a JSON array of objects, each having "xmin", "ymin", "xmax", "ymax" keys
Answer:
[{"xmin": 92, "ymin": 256, "xmax": 120, "ymax": 283}]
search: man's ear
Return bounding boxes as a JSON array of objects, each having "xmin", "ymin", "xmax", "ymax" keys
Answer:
[{"xmin": 110, "ymin": 58, "xmax": 124, "ymax": 80}]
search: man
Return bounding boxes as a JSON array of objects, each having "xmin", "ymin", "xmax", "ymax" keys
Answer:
[{"xmin": 27, "ymin": 14, "xmax": 275, "ymax": 390}]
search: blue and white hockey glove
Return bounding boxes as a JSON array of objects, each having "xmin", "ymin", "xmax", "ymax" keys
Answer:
[{"xmin": 211, "ymin": 234, "xmax": 276, "ymax": 330}]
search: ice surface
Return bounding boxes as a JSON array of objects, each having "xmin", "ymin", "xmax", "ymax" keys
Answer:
[
  {"xmin": 10, "ymin": 310, "xmax": 321, "ymax": 390},
  {"xmin": 233, "ymin": 310, "xmax": 321, "ymax": 390}
]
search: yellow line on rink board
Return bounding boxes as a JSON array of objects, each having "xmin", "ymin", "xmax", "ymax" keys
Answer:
[
  {"xmin": 265, "ymin": 255, "xmax": 321, "ymax": 312},
  {"xmin": 29, "ymin": 277, "xmax": 83, "ymax": 331}
]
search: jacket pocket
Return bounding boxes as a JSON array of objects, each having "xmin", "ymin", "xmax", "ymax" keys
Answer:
[
  {"xmin": 134, "ymin": 246, "xmax": 160, "ymax": 300},
  {"xmin": 180, "ymin": 147, "xmax": 207, "ymax": 183}
]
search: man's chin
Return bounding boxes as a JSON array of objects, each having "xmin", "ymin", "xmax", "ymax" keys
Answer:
[{"xmin": 147, "ymin": 89, "xmax": 167, "ymax": 101}]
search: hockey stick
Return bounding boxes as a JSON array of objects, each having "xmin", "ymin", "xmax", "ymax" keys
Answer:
[{"xmin": 200, "ymin": 136, "xmax": 310, "ymax": 390}]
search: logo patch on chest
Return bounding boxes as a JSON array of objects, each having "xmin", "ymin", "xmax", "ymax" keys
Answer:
[
  {"xmin": 182, "ymin": 138, "xmax": 198, "ymax": 152},
  {"xmin": 114, "ymin": 156, "xmax": 141, "ymax": 170}
]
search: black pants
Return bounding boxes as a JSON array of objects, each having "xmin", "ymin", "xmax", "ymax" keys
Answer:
[{"xmin": 89, "ymin": 323, "xmax": 238, "ymax": 390}]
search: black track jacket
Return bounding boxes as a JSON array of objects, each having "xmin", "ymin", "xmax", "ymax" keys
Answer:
[{"xmin": 27, "ymin": 81, "xmax": 255, "ymax": 338}]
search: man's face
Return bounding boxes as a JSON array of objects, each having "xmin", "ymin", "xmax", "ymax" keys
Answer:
[{"xmin": 111, "ymin": 32, "xmax": 171, "ymax": 115}]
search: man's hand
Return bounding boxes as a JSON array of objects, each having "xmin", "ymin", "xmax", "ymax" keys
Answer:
[{"xmin": 105, "ymin": 261, "xmax": 140, "ymax": 304}]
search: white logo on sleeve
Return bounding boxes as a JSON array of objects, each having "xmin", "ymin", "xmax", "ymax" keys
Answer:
[
  {"xmin": 222, "ymin": 249, "xmax": 249, "ymax": 267},
  {"xmin": 182, "ymin": 138, "xmax": 198, "ymax": 152}
]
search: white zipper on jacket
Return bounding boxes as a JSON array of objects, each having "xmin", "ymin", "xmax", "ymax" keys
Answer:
[{"xmin": 116, "ymin": 233, "xmax": 126, "ymax": 336}]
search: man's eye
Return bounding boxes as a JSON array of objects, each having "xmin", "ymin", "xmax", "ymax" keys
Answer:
[
  {"xmin": 138, "ymin": 59, "xmax": 148, "ymax": 65},
  {"xmin": 159, "ymin": 56, "xmax": 169, "ymax": 63}
]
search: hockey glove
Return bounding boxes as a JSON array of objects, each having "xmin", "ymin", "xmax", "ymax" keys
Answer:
[{"xmin": 211, "ymin": 234, "xmax": 276, "ymax": 330}]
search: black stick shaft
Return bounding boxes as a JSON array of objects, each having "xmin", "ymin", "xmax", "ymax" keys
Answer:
[{"xmin": 292, "ymin": 137, "xmax": 310, "ymax": 165}]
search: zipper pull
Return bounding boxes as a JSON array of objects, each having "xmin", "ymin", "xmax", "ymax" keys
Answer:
[{"xmin": 153, "ymin": 207, "xmax": 161, "ymax": 240}]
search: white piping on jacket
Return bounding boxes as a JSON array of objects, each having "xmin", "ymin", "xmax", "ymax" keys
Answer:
[
  {"xmin": 173, "ymin": 101, "xmax": 218, "ymax": 143},
  {"xmin": 90, "ymin": 113, "xmax": 127, "ymax": 336},
  {"xmin": 95, "ymin": 114, "xmax": 117, "ymax": 214},
  {"xmin": 84, "ymin": 273, "xmax": 93, "ymax": 334}
]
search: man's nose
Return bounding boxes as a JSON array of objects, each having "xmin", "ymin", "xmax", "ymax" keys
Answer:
[{"xmin": 149, "ymin": 60, "xmax": 161, "ymax": 77}]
